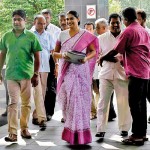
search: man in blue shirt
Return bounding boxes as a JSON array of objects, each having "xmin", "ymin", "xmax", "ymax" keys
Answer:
[{"xmin": 31, "ymin": 15, "xmax": 54, "ymax": 129}]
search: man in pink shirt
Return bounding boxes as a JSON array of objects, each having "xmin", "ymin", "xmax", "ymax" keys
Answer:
[
  {"xmin": 136, "ymin": 9, "xmax": 150, "ymax": 123},
  {"xmin": 99, "ymin": 7, "xmax": 150, "ymax": 146}
]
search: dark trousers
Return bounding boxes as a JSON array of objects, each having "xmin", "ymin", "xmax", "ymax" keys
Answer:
[
  {"xmin": 44, "ymin": 56, "xmax": 57, "ymax": 116},
  {"xmin": 109, "ymin": 92, "xmax": 116, "ymax": 119},
  {"xmin": 128, "ymin": 76, "xmax": 148, "ymax": 137},
  {"xmin": 147, "ymin": 80, "xmax": 150, "ymax": 102}
]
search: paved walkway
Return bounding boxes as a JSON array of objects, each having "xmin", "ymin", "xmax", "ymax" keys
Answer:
[{"xmin": 0, "ymin": 84, "xmax": 150, "ymax": 150}]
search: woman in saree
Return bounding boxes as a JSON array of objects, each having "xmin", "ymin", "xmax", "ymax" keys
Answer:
[{"xmin": 53, "ymin": 10, "xmax": 99, "ymax": 145}]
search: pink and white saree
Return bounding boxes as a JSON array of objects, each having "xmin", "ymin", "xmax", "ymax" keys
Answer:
[{"xmin": 56, "ymin": 29, "xmax": 99, "ymax": 145}]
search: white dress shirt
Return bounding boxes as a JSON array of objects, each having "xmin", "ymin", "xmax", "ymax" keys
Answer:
[
  {"xmin": 46, "ymin": 23, "xmax": 61, "ymax": 43},
  {"xmin": 98, "ymin": 31, "xmax": 127, "ymax": 80}
]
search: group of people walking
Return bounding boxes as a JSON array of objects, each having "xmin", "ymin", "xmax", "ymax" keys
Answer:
[{"xmin": 0, "ymin": 6, "xmax": 149, "ymax": 147}]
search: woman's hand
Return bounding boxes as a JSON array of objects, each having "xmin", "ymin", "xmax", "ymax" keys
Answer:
[
  {"xmin": 78, "ymin": 57, "xmax": 88, "ymax": 64},
  {"xmin": 62, "ymin": 52, "xmax": 70, "ymax": 60}
]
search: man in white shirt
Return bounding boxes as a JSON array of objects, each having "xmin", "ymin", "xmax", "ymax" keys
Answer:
[
  {"xmin": 136, "ymin": 9, "xmax": 150, "ymax": 123},
  {"xmin": 95, "ymin": 18, "xmax": 117, "ymax": 121},
  {"xmin": 39, "ymin": 9, "xmax": 61, "ymax": 121},
  {"xmin": 96, "ymin": 13, "xmax": 131, "ymax": 141}
]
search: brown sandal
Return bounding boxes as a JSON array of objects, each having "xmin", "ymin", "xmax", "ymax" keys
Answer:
[
  {"xmin": 122, "ymin": 135, "xmax": 144, "ymax": 146},
  {"xmin": 5, "ymin": 134, "xmax": 17, "ymax": 142}
]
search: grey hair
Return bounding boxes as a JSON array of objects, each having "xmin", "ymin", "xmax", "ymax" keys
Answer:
[
  {"xmin": 95, "ymin": 18, "xmax": 108, "ymax": 26},
  {"xmin": 34, "ymin": 14, "xmax": 46, "ymax": 21}
]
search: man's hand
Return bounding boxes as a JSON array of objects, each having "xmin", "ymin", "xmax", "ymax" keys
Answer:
[
  {"xmin": 99, "ymin": 56, "xmax": 104, "ymax": 67},
  {"xmin": 31, "ymin": 74, "xmax": 39, "ymax": 87},
  {"xmin": 98, "ymin": 56, "xmax": 118, "ymax": 67},
  {"xmin": 107, "ymin": 57, "xmax": 118, "ymax": 63}
]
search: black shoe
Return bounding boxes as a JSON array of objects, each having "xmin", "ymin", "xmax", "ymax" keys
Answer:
[
  {"xmin": 39, "ymin": 120, "xmax": 46, "ymax": 131},
  {"xmin": 108, "ymin": 114, "xmax": 117, "ymax": 122},
  {"xmin": 61, "ymin": 118, "xmax": 65, "ymax": 123},
  {"xmin": 148, "ymin": 116, "xmax": 150, "ymax": 123},
  {"xmin": 47, "ymin": 115, "xmax": 52, "ymax": 121},
  {"xmin": 108, "ymin": 117, "xmax": 114, "ymax": 121},
  {"xmin": 95, "ymin": 132, "xmax": 105, "ymax": 137},
  {"xmin": 95, "ymin": 132, "xmax": 105, "ymax": 142},
  {"xmin": 120, "ymin": 131, "xmax": 128, "ymax": 137},
  {"xmin": 1, "ymin": 111, "xmax": 7, "ymax": 117},
  {"xmin": 32, "ymin": 118, "xmax": 39, "ymax": 125}
]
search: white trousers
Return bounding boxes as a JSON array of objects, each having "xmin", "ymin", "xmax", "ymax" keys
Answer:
[
  {"xmin": 33, "ymin": 72, "xmax": 48, "ymax": 122},
  {"xmin": 97, "ymin": 78, "xmax": 131, "ymax": 132}
]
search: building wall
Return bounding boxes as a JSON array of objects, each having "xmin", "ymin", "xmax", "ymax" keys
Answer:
[{"xmin": 65, "ymin": 0, "xmax": 108, "ymax": 28}]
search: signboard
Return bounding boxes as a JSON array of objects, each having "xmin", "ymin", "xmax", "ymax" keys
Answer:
[{"xmin": 86, "ymin": 5, "xmax": 96, "ymax": 19}]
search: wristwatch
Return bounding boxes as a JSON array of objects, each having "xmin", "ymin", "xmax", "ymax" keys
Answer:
[{"xmin": 34, "ymin": 72, "xmax": 39, "ymax": 76}]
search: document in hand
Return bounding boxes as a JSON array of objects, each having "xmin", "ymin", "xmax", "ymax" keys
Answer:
[{"xmin": 66, "ymin": 51, "xmax": 86, "ymax": 64}]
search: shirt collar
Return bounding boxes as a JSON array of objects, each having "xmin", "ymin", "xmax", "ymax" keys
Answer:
[
  {"xmin": 12, "ymin": 28, "xmax": 27, "ymax": 34},
  {"xmin": 33, "ymin": 29, "xmax": 46, "ymax": 35}
]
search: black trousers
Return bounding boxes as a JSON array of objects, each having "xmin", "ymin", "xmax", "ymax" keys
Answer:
[
  {"xmin": 109, "ymin": 92, "xmax": 116, "ymax": 119},
  {"xmin": 147, "ymin": 80, "xmax": 150, "ymax": 102},
  {"xmin": 44, "ymin": 55, "xmax": 57, "ymax": 116},
  {"xmin": 128, "ymin": 76, "xmax": 148, "ymax": 137}
]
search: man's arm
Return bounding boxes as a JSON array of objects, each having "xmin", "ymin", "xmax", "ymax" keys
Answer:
[
  {"xmin": 31, "ymin": 51, "xmax": 40, "ymax": 87},
  {"xmin": 0, "ymin": 51, "xmax": 6, "ymax": 82},
  {"xmin": 98, "ymin": 49, "xmax": 118, "ymax": 67}
]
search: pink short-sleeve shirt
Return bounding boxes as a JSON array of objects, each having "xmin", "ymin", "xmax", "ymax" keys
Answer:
[{"xmin": 114, "ymin": 22, "xmax": 150, "ymax": 79}]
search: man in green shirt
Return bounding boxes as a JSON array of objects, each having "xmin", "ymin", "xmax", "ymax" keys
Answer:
[{"xmin": 0, "ymin": 9, "xmax": 42, "ymax": 142}]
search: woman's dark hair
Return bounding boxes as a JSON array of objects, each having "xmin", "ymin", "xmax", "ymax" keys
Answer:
[
  {"xmin": 67, "ymin": 10, "xmax": 80, "ymax": 25},
  {"xmin": 122, "ymin": 7, "xmax": 137, "ymax": 22},
  {"xmin": 12, "ymin": 9, "xmax": 26, "ymax": 20}
]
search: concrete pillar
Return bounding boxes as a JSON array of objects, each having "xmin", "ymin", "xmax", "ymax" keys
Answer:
[{"xmin": 64, "ymin": 0, "xmax": 108, "ymax": 28}]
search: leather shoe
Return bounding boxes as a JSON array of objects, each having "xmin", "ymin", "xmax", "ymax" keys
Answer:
[
  {"xmin": 5, "ymin": 134, "xmax": 17, "ymax": 142},
  {"xmin": 95, "ymin": 132, "xmax": 105, "ymax": 142},
  {"xmin": 95, "ymin": 132, "xmax": 105, "ymax": 137},
  {"xmin": 61, "ymin": 118, "xmax": 65, "ymax": 123},
  {"xmin": 148, "ymin": 116, "xmax": 150, "ymax": 123},
  {"xmin": 47, "ymin": 115, "xmax": 52, "ymax": 121},
  {"xmin": 21, "ymin": 129, "xmax": 31, "ymax": 139},
  {"xmin": 120, "ymin": 131, "xmax": 128, "ymax": 137},
  {"xmin": 39, "ymin": 120, "xmax": 46, "ymax": 129},
  {"xmin": 32, "ymin": 118, "xmax": 39, "ymax": 125}
]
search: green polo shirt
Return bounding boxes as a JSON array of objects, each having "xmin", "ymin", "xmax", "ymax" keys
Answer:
[{"xmin": 0, "ymin": 29, "xmax": 42, "ymax": 80}]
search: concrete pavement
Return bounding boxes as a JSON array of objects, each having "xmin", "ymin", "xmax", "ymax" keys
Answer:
[{"xmin": 0, "ymin": 84, "xmax": 150, "ymax": 150}]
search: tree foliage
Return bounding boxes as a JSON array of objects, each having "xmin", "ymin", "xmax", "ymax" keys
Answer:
[
  {"xmin": 0, "ymin": 0, "xmax": 64, "ymax": 36},
  {"xmin": 120, "ymin": 0, "xmax": 150, "ymax": 27},
  {"xmin": 109, "ymin": 0, "xmax": 121, "ymax": 15},
  {"xmin": 109, "ymin": 0, "xmax": 150, "ymax": 27}
]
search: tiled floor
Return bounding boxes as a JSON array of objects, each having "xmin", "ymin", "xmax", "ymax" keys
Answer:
[{"xmin": 0, "ymin": 84, "xmax": 150, "ymax": 149}]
